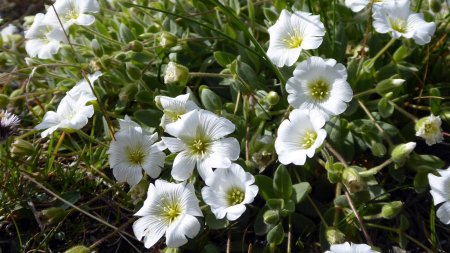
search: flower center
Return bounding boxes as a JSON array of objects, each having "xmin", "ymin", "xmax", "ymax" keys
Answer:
[
  {"xmin": 423, "ymin": 122, "xmax": 437, "ymax": 135},
  {"xmin": 164, "ymin": 110, "xmax": 183, "ymax": 122},
  {"xmin": 308, "ymin": 79, "xmax": 331, "ymax": 101},
  {"xmin": 162, "ymin": 201, "xmax": 182, "ymax": 223},
  {"xmin": 389, "ymin": 17, "xmax": 407, "ymax": 33},
  {"xmin": 66, "ymin": 8, "xmax": 80, "ymax": 21},
  {"xmin": 301, "ymin": 131, "xmax": 318, "ymax": 149},
  {"xmin": 284, "ymin": 35, "xmax": 303, "ymax": 49},
  {"xmin": 126, "ymin": 146, "xmax": 145, "ymax": 165},
  {"xmin": 227, "ymin": 187, "xmax": 245, "ymax": 206},
  {"xmin": 190, "ymin": 138, "xmax": 209, "ymax": 156}
]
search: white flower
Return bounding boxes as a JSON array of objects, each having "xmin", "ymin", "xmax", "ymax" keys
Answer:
[
  {"xmin": 267, "ymin": 10, "xmax": 325, "ymax": 67},
  {"xmin": 345, "ymin": 0, "xmax": 392, "ymax": 12},
  {"xmin": 67, "ymin": 71, "xmax": 102, "ymax": 101},
  {"xmin": 415, "ymin": 114, "xmax": 444, "ymax": 146},
  {"xmin": 275, "ymin": 109, "xmax": 327, "ymax": 166},
  {"xmin": 133, "ymin": 180, "xmax": 203, "ymax": 248},
  {"xmin": 108, "ymin": 116, "xmax": 166, "ymax": 186},
  {"xmin": 428, "ymin": 167, "xmax": 450, "ymax": 224},
  {"xmin": 24, "ymin": 13, "xmax": 67, "ymax": 59},
  {"xmin": 156, "ymin": 94, "xmax": 199, "ymax": 128},
  {"xmin": 1, "ymin": 24, "xmax": 18, "ymax": 44},
  {"xmin": 286, "ymin": 56, "xmax": 353, "ymax": 120},
  {"xmin": 35, "ymin": 92, "xmax": 94, "ymax": 138},
  {"xmin": 45, "ymin": 0, "xmax": 100, "ymax": 29},
  {"xmin": 372, "ymin": 0, "xmax": 436, "ymax": 45},
  {"xmin": 162, "ymin": 109, "xmax": 240, "ymax": 181},
  {"xmin": 325, "ymin": 242, "xmax": 380, "ymax": 253},
  {"xmin": 201, "ymin": 163, "xmax": 258, "ymax": 221}
]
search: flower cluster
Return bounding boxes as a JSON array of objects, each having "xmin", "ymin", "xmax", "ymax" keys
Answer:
[
  {"xmin": 24, "ymin": 0, "xmax": 99, "ymax": 59},
  {"xmin": 267, "ymin": 10, "xmax": 353, "ymax": 166}
]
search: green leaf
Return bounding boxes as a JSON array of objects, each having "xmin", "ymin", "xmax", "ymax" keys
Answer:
[
  {"xmin": 263, "ymin": 8, "xmax": 279, "ymax": 23},
  {"xmin": 414, "ymin": 168, "xmax": 433, "ymax": 193},
  {"xmin": 213, "ymin": 51, "xmax": 236, "ymax": 67},
  {"xmin": 267, "ymin": 199, "xmax": 284, "ymax": 210},
  {"xmin": 200, "ymin": 87, "xmax": 223, "ymax": 112},
  {"xmin": 56, "ymin": 192, "xmax": 81, "ymax": 210},
  {"xmin": 291, "ymin": 182, "xmax": 312, "ymax": 203},
  {"xmin": 205, "ymin": 212, "xmax": 227, "ymax": 230},
  {"xmin": 430, "ymin": 88, "xmax": 441, "ymax": 115},
  {"xmin": 267, "ymin": 223, "xmax": 284, "ymax": 245},
  {"xmin": 378, "ymin": 97, "xmax": 394, "ymax": 118},
  {"xmin": 255, "ymin": 175, "xmax": 279, "ymax": 200},
  {"xmin": 135, "ymin": 90, "xmax": 154, "ymax": 104},
  {"xmin": 273, "ymin": 164, "xmax": 292, "ymax": 199},
  {"xmin": 134, "ymin": 109, "xmax": 163, "ymax": 128}
]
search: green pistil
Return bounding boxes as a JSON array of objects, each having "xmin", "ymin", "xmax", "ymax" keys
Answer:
[
  {"xmin": 302, "ymin": 131, "xmax": 318, "ymax": 149},
  {"xmin": 227, "ymin": 187, "xmax": 245, "ymax": 206},
  {"xmin": 308, "ymin": 80, "xmax": 331, "ymax": 101},
  {"xmin": 284, "ymin": 35, "xmax": 303, "ymax": 49},
  {"xmin": 190, "ymin": 138, "xmax": 209, "ymax": 155},
  {"xmin": 389, "ymin": 17, "xmax": 407, "ymax": 33},
  {"xmin": 162, "ymin": 202, "xmax": 182, "ymax": 223},
  {"xmin": 127, "ymin": 147, "xmax": 145, "ymax": 165}
]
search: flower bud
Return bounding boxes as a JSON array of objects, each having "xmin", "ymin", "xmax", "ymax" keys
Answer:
[
  {"xmin": 381, "ymin": 201, "xmax": 403, "ymax": 219},
  {"xmin": 40, "ymin": 207, "xmax": 67, "ymax": 225},
  {"xmin": 91, "ymin": 39, "xmax": 103, "ymax": 57},
  {"xmin": 265, "ymin": 91, "xmax": 280, "ymax": 106},
  {"xmin": 325, "ymin": 227, "xmax": 346, "ymax": 245},
  {"xmin": 64, "ymin": 245, "xmax": 90, "ymax": 253},
  {"xmin": 342, "ymin": 167, "xmax": 364, "ymax": 193},
  {"xmin": 376, "ymin": 78, "xmax": 405, "ymax": 95},
  {"xmin": 160, "ymin": 31, "xmax": 178, "ymax": 48},
  {"xmin": 129, "ymin": 40, "xmax": 143, "ymax": 52},
  {"xmin": 391, "ymin": 142, "xmax": 416, "ymax": 165},
  {"xmin": 430, "ymin": 0, "xmax": 442, "ymax": 13},
  {"xmin": 164, "ymin": 61, "xmax": 189, "ymax": 86},
  {"xmin": 11, "ymin": 139, "xmax": 35, "ymax": 157},
  {"xmin": 263, "ymin": 210, "xmax": 280, "ymax": 225}
]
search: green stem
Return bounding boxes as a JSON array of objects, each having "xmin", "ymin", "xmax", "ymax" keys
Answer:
[
  {"xmin": 353, "ymin": 88, "xmax": 377, "ymax": 98},
  {"xmin": 189, "ymin": 72, "xmax": 233, "ymax": 78},
  {"xmin": 307, "ymin": 195, "xmax": 329, "ymax": 229},
  {"xmin": 388, "ymin": 101, "xmax": 418, "ymax": 122},
  {"xmin": 365, "ymin": 38, "xmax": 396, "ymax": 70},
  {"xmin": 359, "ymin": 159, "xmax": 393, "ymax": 177},
  {"xmin": 82, "ymin": 26, "xmax": 123, "ymax": 46}
]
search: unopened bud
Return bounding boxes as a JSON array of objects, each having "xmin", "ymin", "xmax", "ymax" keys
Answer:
[
  {"xmin": 391, "ymin": 142, "xmax": 416, "ymax": 165},
  {"xmin": 325, "ymin": 227, "xmax": 346, "ymax": 245},
  {"xmin": 64, "ymin": 245, "xmax": 90, "ymax": 253},
  {"xmin": 381, "ymin": 201, "xmax": 403, "ymax": 219},
  {"xmin": 430, "ymin": 0, "xmax": 442, "ymax": 13},
  {"xmin": 160, "ymin": 31, "xmax": 178, "ymax": 48},
  {"xmin": 375, "ymin": 78, "xmax": 405, "ymax": 95},
  {"xmin": 164, "ymin": 61, "xmax": 189, "ymax": 86},
  {"xmin": 263, "ymin": 210, "xmax": 280, "ymax": 225},
  {"xmin": 11, "ymin": 139, "xmax": 35, "ymax": 157},
  {"xmin": 129, "ymin": 40, "xmax": 143, "ymax": 52},
  {"xmin": 265, "ymin": 91, "xmax": 280, "ymax": 106},
  {"xmin": 342, "ymin": 167, "xmax": 364, "ymax": 193},
  {"xmin": 40, "ymin": 207, "xmax": 67, "ymax": 225}
]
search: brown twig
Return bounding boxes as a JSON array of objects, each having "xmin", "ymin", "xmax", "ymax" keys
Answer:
[{"xmin": 344, "ymin": 189, "xmax": 373, "ymax": 246}]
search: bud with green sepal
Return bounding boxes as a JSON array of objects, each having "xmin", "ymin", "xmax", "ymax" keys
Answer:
[
  {"xmin": 342, "ymin": 167, "xmax": 365, "ymax": 193},
  {"xmin": 164, "ymin": 61, "xmax": 189, "ymax": 86},
  {"xmin": 381, "ymin": 201, "xmax": 403, "ymax": 219},
  {"xmin": 391, "ymin": 142, "xmax": 416, "ymax": 167},
  {"xmin": 325, "ymin": 227, "xmax": 346, "ymax": 245}
]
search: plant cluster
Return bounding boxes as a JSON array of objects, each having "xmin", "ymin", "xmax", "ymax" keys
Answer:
[{"xmin": 0, "ymin": 0, "xmax": 449, "ymax": 252}]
